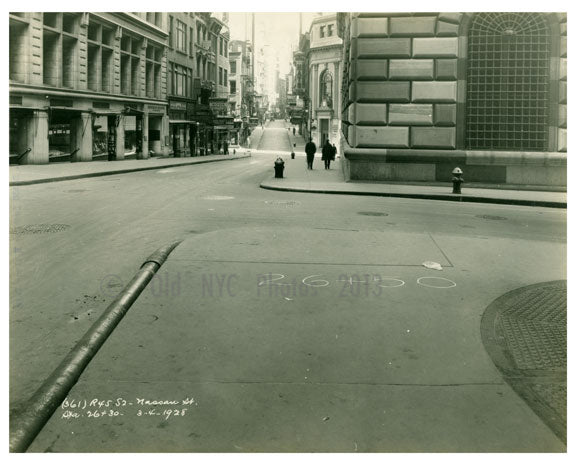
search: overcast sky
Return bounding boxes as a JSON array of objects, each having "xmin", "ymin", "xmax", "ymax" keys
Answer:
[{"xmin": 227, "ymin": 12, "xmax": 321, "ymax": 75}]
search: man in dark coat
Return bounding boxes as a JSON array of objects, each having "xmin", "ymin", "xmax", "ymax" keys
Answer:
[
  {"xmin": 305, "ymin": 138, "xmax": 317, "ymax": 170},
  {"xmin": 322, "ymin": 139, "xmax": 333, "ymax": 169}
]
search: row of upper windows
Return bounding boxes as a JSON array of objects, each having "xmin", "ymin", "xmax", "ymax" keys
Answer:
[
  {"xmin": 168, "ymin": 16, "xmax": 228, "ymax": 57},
  {"xmin": 318, "ymin": 23, "xmax": 335, "ymax": 39}
]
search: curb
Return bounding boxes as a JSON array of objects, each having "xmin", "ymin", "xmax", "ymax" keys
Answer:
[
  {"xmin": 10, "ymin": 154, "xmax": 251, "ymax": 186},
  {"xmin": 259, "ymin": 182, "xmax": 567, "ymax": 209}
]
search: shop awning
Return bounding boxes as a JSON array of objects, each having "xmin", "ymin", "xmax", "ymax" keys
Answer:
[{"xmin": 169, "ymin": 120, "xmax": 198, "ymax": 124}]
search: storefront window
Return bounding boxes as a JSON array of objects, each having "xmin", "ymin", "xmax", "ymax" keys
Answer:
[
  {"xmin": 124, "ymin": 115, "xmax": 141, "ymax": 155},
  {"xmin": 92, "ymin": 115, "xmax": 108, "ymax": 156},
  {"xmin": 48, "ymin": 123, "xmax": 71, "ymax": 157}
]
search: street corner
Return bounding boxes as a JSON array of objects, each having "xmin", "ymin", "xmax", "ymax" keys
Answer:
[{"xmin": 480, "ymin": 280, "xmax": 567, "ymax": 445}]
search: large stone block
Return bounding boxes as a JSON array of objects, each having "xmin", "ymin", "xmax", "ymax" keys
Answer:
[
  {"xmin": 558, "ymin": 128, "xmax": 567, "ymax": 152},
  {"xmin": 437, "ymin": 13, "xmax": 463, "ymax": 24},
  {"xmin": 389, "ymin": 59, "xmax": 434, "ymax": 80},
  {"xmin": 433, "ymin": 104, "xmax": 457, "ymax": 126},
  {"xmin": 352, "ymin": 126, "xmax": 410, "ymax": 148},
  {"xmin": 355, "ymin": 38, "xmax": 411, "ymax": 58},
  {"xmin": 558, "ymin": 104, "xmax": 567, "ymax": 129},
  {"xmin": 436, "ymin": 21, "xmax": 459, "ymax": 37},
  {"xmin": 352, "ymin": 17, "xmax": 389, "ymax": 37},
  {"xmin": 352, "ymin": 81, "xmax": 411, "ymax": 103},
  {"xmin": 412, "ymin": 81, "xmax": 457, "ymax": 103},
  {"xmin": 350, "ymin": 162, "xmax": 436, "ymax": 182},
  {"xmin": 353, "ymin": 59, "xmax": 388, "ymax": 80},
  {"xmin": 390, "ymin": 16, "xmax": 436, "ymax": 37},
  {"xmin": 349, "ymin": 103, "xmax": 388, "ymax": 125},
  {"xmin": 435, "ymin": 59, "xmax": 458, "ymax": 80},
  {"xmin": 559, "ymin": 80, "xmax": 567, "ymax": 104},
  {"xmin": 412, "ymin": 38, "xmax": 458, "ymax": 58},
  {"xmin": 411, "ymin": 127, "xmax": 456, "ymax": 148},
  {"xmin": 506, "ymin": 165, "xmax": 566, "ymax": 186},
  {"xmin": 388, "ymin": 104, "xmax": 433, "ymax": 125},
  {"xmin": 559, "ymin": 58, "xmax": 567, "ymax": 80}
]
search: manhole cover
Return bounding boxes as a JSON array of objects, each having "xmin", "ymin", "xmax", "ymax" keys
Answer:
[
  {"xmin": 475, "ymin": 214, "xmax": 507, "ymax": 220},
  {"xmin": 264, "ymin": 200, "xmax": 301, "ymax": 207},
  {"xmin": 358, "ymin": 212, "xmax": 389, "ymax": 217},
  {"xmin": 10, "ymin": 224, "xmax": 71, "ymax": 235}
]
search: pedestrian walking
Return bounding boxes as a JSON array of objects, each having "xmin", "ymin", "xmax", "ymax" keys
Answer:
[
  {"xmin": 305, "ymin": 138, "xmax": 317, "ymax": 170},
  {"xmin": 322, "ymin": 139, "xmax": 333, "ymax": 169},
  {"xmin": 223, "ymin": 140, "xmax": 229, "ymax": 155},
  {"xmin": 292, "ymin": 127, "xmax": 296, "ymax": 136}
]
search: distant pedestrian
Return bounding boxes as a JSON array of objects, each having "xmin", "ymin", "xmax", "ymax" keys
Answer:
[
  {"xmin": 331, "ymin": 143, "xmax": 337, "ymax": 161},
  {"xmin": 322, "ymin": 139, "xmax": 333, "ymax": 169},
  {"xmin": 292, "ymin": 127, "xmax": 296, "ymax": 136},
  {"xmin": 223, "ymin": 141, "xmax": 229, "ymax": 155},
  {"xmin": 305, "ymin": 138, "xmax": 316, "ymax": 170}
]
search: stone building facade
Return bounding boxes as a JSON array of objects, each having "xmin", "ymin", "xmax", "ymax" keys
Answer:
[
  {"xmin": 308, "ymin": 14, "xmax": 343, "ymax": 149},
  {"xmin": 338, "ymin": 13, "xmax": 567, "ymax": 188},
  {"xmin": 9, "ymin": 12, "xmax": 169, "ymax": 164}
]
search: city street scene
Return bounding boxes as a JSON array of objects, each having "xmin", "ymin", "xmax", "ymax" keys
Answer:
[{"xmin": 8, "ymin": 9, "xmax": 568, "ymax": 455}]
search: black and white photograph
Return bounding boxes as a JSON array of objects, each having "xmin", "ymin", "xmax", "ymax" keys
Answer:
[{"xmin": 5, "ymin": 1, "xmax": 570, "ymax": 456}]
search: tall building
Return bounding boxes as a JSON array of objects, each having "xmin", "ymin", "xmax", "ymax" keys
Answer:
[
  {"xmin": 166, "ymin": 13, "xmax": 197, "ymax": 156},
  {"xmin": 338, "ymin": 13, "xmax": 567, "ymax": 187},
  {"xmin": 9, "ymin": 12, "xmax": 169, "ymax": 164},
  {"xmin": 308, "ymin": 14, "xmax": 343, "ymax": 148},
  {"xmin": 228, "ymin": 40, "xmax": 253, "ymax": 145}
]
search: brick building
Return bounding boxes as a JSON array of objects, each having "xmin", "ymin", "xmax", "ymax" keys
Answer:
[
  {"xmin": 9, "ymin": 12, "xmax": 169, "ymax": 164},
  {"xmin": 338, "ymin": 13, "xmax": 567, "ymax": 188}
]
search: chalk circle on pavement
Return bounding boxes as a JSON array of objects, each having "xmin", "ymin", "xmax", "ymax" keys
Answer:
[
  {"xmin": 417, "ymin": 277, "xmax": 457, "ymax": 289},
  {"xmin": 375, "ymin": 277, "xmax": 405, "ymax": 288}
]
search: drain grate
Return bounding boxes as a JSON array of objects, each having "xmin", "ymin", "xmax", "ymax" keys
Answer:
[
  {"xmin": 10, "ymin": 224, "xmax": 71, "ymax": 235},
  {"xmin": 264, "ymin": 200, "xmax": 301, "ymax": 207},
  {"xmin": 358, "ymin": 212, "xmax": 389, "ymax": 217},
  {"xmin": 475, "ymin": 214, "xmax": 507, "ymax": 220}
]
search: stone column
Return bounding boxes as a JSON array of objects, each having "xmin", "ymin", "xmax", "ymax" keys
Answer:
[
  {"xmin": 138, "ymin": 113, "xmax": 149, "ymax": 159},
  {"xmin": 20, "ymin": 110, "xmax": 49, "ymax": 164},
  {"xmin": 70, "ymin": 112, "xmax": 93, "ymax": 162},
  {"xmin": 115, "ymin": 114, "xmax": 125, "ymax": 160}
]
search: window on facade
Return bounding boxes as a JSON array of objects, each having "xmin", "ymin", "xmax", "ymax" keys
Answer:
[
  {"xmin": 9, "ymin": 18, "xmax": 29, "ymax": 82},
  {"xmin": 189, "ymin": 26, "xmax": 194, "ymax": 55},
  {"xmin": 319, "ymin": 70, "xmax": 333, "ymax": 107},
  {"xmin": 176, "ymin": 20, "xmax": 186, "ymax": 52},
  {"xmin": 230, "ymin": 80, "xmax": 236, "ymax": 94},
  {"xmin": 230, "ymin": 60, "xmax": 236, "ymax": 74},
  {"xmin": 327, "ymin": 24, "xmax": 333, "ymax": 36},
  {"xmin": 224, "ymin": 69, "xmax": 227, "ymax": 86},
  {"xmin": 219, "ymin": 66, "xmax": 223, "ymax": 85},
  {"xmin": 220, "ymin": 37, "xmax": 223, "ymax": 55},
  {"xmin": 224, "ymin": 40, "xmax": 228, "ymax": 57},
  {"xmin": 319, "ymin": 26, "xmax": 325, "ymax": 38},
  {"xmin": 169, "ymin": 16, "xmax": 173, "ymax": 47},
  {"xmin": 466, "ymin": 13, "xmax": 551, "ymax": 151},
  {"xmin": 197, "ymin": 24, "xmax": 201, "ymax": 43}
]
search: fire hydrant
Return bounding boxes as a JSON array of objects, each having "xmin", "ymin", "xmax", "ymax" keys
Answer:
[
  {"xmin": 274, "ymin": 157, "xmax": 285, "ymax": 178},
  {"xmin": 452, "ymin": 167, "xmax": 464, "ymax": 194}
]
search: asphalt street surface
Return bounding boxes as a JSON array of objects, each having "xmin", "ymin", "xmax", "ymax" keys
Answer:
[{"xmin": 10, "ymin": 121, "xmax": 567, "ymax": 452}]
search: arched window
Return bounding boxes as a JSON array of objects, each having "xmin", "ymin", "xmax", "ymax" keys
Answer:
[
  {"xmin": 319, "ymin": 70, "xmax": 333, "ymax": 108},
  {"xmin": 466, "ymin": 13, "xmax": 551, "ymax": 151}
]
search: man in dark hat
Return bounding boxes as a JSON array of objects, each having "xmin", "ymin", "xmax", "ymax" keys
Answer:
[{"xmin": 305, "ymin": 138, "xmax": 317, "ymax": 170}]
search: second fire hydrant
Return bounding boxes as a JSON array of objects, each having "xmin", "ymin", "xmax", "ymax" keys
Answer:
[
  {"xmin": 274, "ymin": 157, "xmax": 285, "ymax": 178},
  {"xmin": 452, "ymin": 167, "xmax": 464, "ymax": 194}
]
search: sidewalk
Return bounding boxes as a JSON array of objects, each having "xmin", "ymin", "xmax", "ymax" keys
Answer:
[
  {"xmin": 9, "ymin": 152, "xmax": 251, "ymax": 186},
  {"xmin": 261, "ymin": 155, "xmax": 567, "ymax": 209}
]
